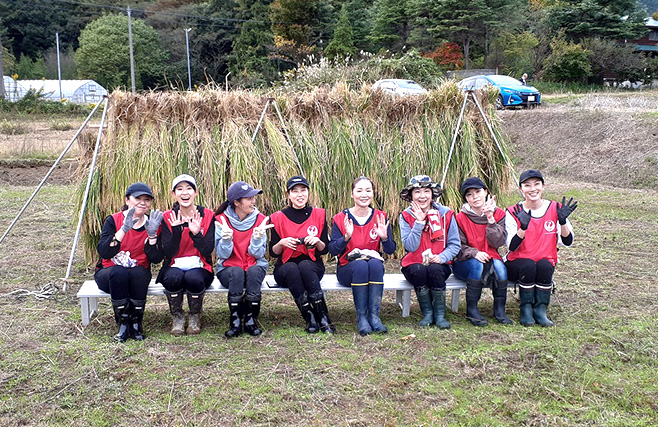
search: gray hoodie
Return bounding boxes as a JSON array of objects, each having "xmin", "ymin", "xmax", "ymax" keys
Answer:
[{"xmin": 214, "ymin": 205, "xmax": 268, "ymax": 273}]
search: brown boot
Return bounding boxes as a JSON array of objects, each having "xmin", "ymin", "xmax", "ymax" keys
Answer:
[
  {"xmin": 165, "ymin": 290, "xmax": 185, "ymax": 336},
  {"xmin": 186, "ymin": 290, "xmax": 205, "ymax": 335}
]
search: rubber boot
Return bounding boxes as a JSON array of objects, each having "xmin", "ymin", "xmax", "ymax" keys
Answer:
[
  {"xmin": 186, "ymin": 291, "xmax": 205, "ymax": 335},
  {"xmin": 367, "ymin": 283, "xmax": 387, "ymax": 333},
  {"xmin": 352, "ymin": 285, "xmax": 373, "ymax": 336},
  {"xmin": 416, "ymin": 286, "xmax": 434, "ymax": 327},
  {"xmin": 164, "ymin": 290, "xmax": 186, "ymax": 336},
  {"xmin": 294, "ymin": 293, "xmax": 319, "ymax": 334},
  {"xmin": 492, "ymin": 280, "xmax": 513, "ymax": 325},
  {"xmin": 243, "ymin": 299, "xmax": 262, "ymax": 336},
  {"xmin": 465, "ymin": 279, "xmax": 488, "ymax": 327},
  {"xmin": 225, "ymin": 296, "xmax": 243, "ymax": 338},
  {"xmin": 111, "ymin": 298, "xmax": 131, "ymax": 343},
  {"xmin": 518, "ymin": 285, "xmax": 536, "ymax": 327},
  {"xmin": 309, "ymin": 292, "xmax": 336, "ymax": 334},
  {"xmin": 533, "ymin": 285, "xmax": 554, "ymax": 327},
  {"xmin": 430, "ymin": 288, "xmax": 451, "ymax": 329},
  {"xmin": 129, "ymin": 298, "xmax": 146, "ymax": 340}
]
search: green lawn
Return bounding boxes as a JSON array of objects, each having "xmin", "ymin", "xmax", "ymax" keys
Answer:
[{"xmin": 0, "ymin": 182, "xmax": 656, "ymax": 426}]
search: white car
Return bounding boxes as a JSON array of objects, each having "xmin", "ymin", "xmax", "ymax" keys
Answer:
[{"xmin": 372, "ymin": 79, "xmax": 428, "ymax": 96}]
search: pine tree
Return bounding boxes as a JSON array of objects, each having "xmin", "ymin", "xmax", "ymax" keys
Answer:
[{"xmin": 325, "ymin": 5, "xmax": 356, "ymax": 60}]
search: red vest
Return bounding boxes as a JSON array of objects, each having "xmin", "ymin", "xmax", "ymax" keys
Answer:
[
  {"xmin": 162, "ymin": 207, "xmax": 215, "ymax": 273},
  {"xmin": 102, "ymin": 212, "xmax": 150, "ymax": 269},
  {"xmin": 456, "ymin": 208, "xmax": 506, "ymax": 260},
  {"xmin": 401, "ymin": 209, "xmax": 454, "ymax": 267},
  {"xmin": 216, "ymin": 212, "xmax": 265, "ymax": 270},
  {"xmin": 270, "ymin": 208, "xmax": 326, "ymax": 263},
  {"xmin": 333, "ymin": 209, "xmax": 386, "ymax": 266},
  {"xmin": 506, "ymin": 201, "xmax": 559, "ymax": 266}
]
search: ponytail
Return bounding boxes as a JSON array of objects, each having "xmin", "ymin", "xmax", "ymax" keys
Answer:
[{"xmin": 214, "ymin": 200, "xmax": 230, "ymax": 216}]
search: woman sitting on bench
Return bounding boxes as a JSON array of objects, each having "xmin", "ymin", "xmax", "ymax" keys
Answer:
[
  {"xmin": 214, "ymin": 181, "xmax": 271, "ymax": 338},
  {"xmin": 506, "ymin": 169, "xmax": 577, "ymax": 327},
  {"xmin": 329, "ymin": 176, "xmax": 396, "ymax": 336},
  {"xmin": 269, "ymin": 176, "xmax": 335, "ymax": 334},
  {"xmin": 399, "ymin": 175, "xmax": 461, "ymax": 329},
  {"xmin": 158, "ymin": 174, "xmax": 215, "ymax": 336},
  {"xmin": 95, "ymin": 182, "xmax": 164, "ymax": 342}
]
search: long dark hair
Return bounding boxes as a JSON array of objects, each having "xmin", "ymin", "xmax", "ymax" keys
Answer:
[{"xmin": 214, "ymin": 200, "xmax": 230, "ymax": 216}]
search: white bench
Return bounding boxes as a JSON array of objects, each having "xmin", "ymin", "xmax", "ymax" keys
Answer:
[{"xmin": 77, "ymin": 274, "xmax": 471, "ymax": 326}]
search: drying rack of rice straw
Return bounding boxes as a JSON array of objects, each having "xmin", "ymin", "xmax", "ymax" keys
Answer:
[
  {"xmin": 0, "ymin": 97, "xmax": 110, "ymax": 293},
  {"xmin": 441, "ymin": 89, "xmax": 518, "ymax": 191}
]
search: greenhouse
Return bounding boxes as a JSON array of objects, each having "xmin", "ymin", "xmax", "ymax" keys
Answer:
[{"xmin": 1, "ymin": 76, "xmax": 107, "ymax": 103}]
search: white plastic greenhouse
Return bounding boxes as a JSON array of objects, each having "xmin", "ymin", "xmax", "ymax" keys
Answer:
[{"xmin": 1, "ymin": 76, "xmax": 107, "ymax": 103}]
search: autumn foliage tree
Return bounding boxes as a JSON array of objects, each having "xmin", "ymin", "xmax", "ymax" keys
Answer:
[{"xmin": 423, "ymin": 42, "xmax": 464, "ymax": 70}]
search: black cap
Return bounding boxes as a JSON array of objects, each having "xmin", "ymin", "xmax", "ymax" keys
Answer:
[
  {"xmin": 125, "ymin": 182, "xmax": 154, "ymax": 198},
  {"xmin": 286, "ymin": 175, "xmax": 310, "ymax": 191},
  {"xmin": 460, "ymin": 177, "xmax": 487, "ymax": 200},
  {"xmin": 227, "ymin": 181, "xmax": 262, "ymax": 203},
  {"xmin": 519, "ymin": 169, "xmax": 544, "ymax": 186}
]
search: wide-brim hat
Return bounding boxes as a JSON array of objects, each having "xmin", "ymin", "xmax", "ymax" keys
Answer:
[{"xmin": 399, "ymin": 175, "xmax": 442, "ymax": 201}]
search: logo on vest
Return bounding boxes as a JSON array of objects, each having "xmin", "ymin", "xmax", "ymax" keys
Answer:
[
  {"xmin": 307, "ymin": 225, "xmax": 318, "ymax": 237},
  {"xmin": 544, "ymin": 220, "xmax": 556, "ymax": 232},
  {"xmin": 369, "ymin": 228, "xmax": 378, "ymax": 240}
]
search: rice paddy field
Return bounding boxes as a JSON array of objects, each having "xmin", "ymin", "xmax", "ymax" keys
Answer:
[{"xmin": 0, "ymin": 89, "xmax": 656, "ymax": 426}]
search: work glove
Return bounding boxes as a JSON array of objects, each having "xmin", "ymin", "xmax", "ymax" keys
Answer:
[
  {"xmin": 216, "ymin": 217, "xmax": 233, "ymax": 241},
  {"xmin": 251, "ymin": 216, "xmax": 273, "ymax": 240},
  {"xmin": 557, "ymin": 196, "xmax": 578, "ymax": 225},
  {"xmin": 120, "ymin": 206, "xmax": 138, "ymax": 233},
  {"xmin": 145, "ymin": 209, "xmax": 163, "ymax": 238},
  {"xmin": 511, "ymin": 204, "xmax": 531, "ymax": 230}
]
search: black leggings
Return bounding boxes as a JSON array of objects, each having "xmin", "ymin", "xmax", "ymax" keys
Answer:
[
  {"xmin": 273, "ymin": 259, "xmax": 324, "ymax": 299},
  {"xmin": 160, "ymin": 267, "xmax": 214, "ymax": 294},
  {"xmin": 505, "ymin": 258, "xmax": 554, "ymax": 285},
  {"xmin": 95, "ymin": 265, "xmax": 151, "ymax": 301},
  {"xmin": 401, "ymin": 263, "xmax": 452, "ymax": 290},
  {"xmin": 218, "ymin": 266, "xmax": 266, "ymax": 302}
]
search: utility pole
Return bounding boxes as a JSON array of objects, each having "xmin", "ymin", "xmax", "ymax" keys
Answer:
[
  {"xmin": 0, "ymin": 19, "xmax": 5, "ymax": 100},
  {"xmin": 184, "ymin": 28, "xmax": 192, "ymax": 90},
  {"xmin": 127, "ymin": 6, "xmax": 136, "ymax": 94},
  {"xmin": 56, "ymin": 33, "xmax": 62, "ymax": 100}
]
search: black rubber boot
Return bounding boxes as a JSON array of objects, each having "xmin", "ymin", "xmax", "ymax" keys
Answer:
[
  {"xmin": 415, "ymin": 286, "xmax": 434, "ymax": 327},
  {"xmin": 519, "ymin": 284, "xmax": 536, "ymax": 327},
  {"xmin": 294, "ymin": 293, "xmax": 319, "ymax": 334},
  {"xmin": 367, "ymin": 283, "xmax": 387, "ymax": 333},
  {"xmin": 164, "ymin": 290, "xmax": 185, "ymax": 336},
  {"xmin": 430, "ymin": 288, "xmax": 451, "ymax": 329},
  {"xmin": 492, "ymin": 280, "xmax": 513, "ymax": 325},
  {"xmin": 352, "ymin": 285, "xmax": 373, "ymax": 336},
  {"xmin": 129, "ymin": 298, "xmax": 146, "ymax": 340},
  {"xmin": 310, "ymin": 292, "xmax": 336, "ymax": 334},
  {"xmin": 243, "ymin": 298, "xmax": 262, "ymax": 336},
  {"xmin": 225, "ymin": 296, "xmax": 243, "ymax": 338},
  {"xmin": 111, "ymin": 298, "xmax": 131, "ymax": 343},
  {"xmin": 186, "ymin": 291, "xmax": 205, "ymax": 335},
  {"xmin": 465, "ymin": 278, "xmax": 488, "ymax": 326},
  {"xmin": 533, "ymin": 285, "xmax": 554, "ymax": 327}
]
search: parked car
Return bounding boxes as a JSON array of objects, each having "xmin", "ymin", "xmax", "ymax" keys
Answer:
[
  {"xmin": 457, "ymin": 75, "xmax": 541, "ymax": 109},
  {"xmin": 372, "ymin": 79, "xmax": 428, "ymax": 96}
]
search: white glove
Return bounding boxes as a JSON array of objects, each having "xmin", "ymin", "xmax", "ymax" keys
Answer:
[
  {"xmin": 422, "ymin": 249, "xmax": 433, "ymax": 266},
  {"xmin": 216, "ymin": 217, "xmax": 233, "ymax": 241},
  {"xmin": 251, "ymin": 216, "xmax": 273, "ymax": 241}
]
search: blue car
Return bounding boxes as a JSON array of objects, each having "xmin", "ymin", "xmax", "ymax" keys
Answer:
[{"xmin": 457, "ymin": 75, "xmax": 541, "ymax": 109}]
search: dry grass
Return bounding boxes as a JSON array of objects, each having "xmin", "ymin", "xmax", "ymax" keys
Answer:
[{"xmin": 76, "ymin": 84, "xmax": 512, "ymax": 262}]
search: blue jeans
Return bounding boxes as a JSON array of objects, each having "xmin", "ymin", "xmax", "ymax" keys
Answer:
[{"xmin": 452, "ymin": 258, "xmax": 507, "ymax": 282}]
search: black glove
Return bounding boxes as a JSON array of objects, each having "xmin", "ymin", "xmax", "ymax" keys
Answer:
[
  {"xmin": 512, "ymin": 204, "xmax": 531, "ymax": 230},
  {"xmin": 557, "ymin": 196, "xmax": 578, "ymax": 225}
]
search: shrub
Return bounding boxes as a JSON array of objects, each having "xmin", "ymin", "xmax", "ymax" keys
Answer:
[
  {"xmin": 0, "ymin": 119, "xmax": 29, "ymax": 135},
  {"xmin": 543, "ymin": 37, "xmax": 591, "ymax": 83}
]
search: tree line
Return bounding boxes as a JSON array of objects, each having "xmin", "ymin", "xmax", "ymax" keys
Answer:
[{"xmin": 0, "ymin": 0, "xmax": 656, "ymax": 90}]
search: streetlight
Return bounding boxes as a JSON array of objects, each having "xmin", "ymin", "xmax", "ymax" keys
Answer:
[{"xmin": 184, "ymin": 28, "xmax": 192, "ymax": 90}]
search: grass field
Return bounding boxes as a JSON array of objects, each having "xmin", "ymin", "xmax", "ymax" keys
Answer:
[{"xmin": 0, "ymin": 176, "xmax": 656, "ymax": 426}]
